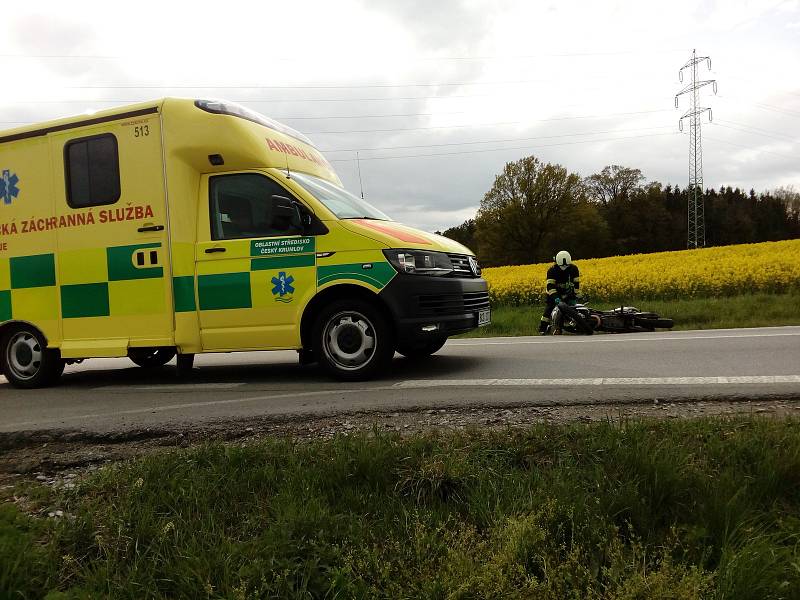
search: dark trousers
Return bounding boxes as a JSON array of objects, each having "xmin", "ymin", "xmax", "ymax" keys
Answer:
[{"xmin": 539, "ymin": 295, "xmax": 556, "ymax": 330}]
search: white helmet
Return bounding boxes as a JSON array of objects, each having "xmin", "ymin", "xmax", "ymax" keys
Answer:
[{"xmin": 555, "ymin": 250, "xmax": 572, "ymax": 270}]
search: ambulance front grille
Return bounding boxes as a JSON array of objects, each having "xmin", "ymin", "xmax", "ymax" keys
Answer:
[
  {"xmin": 417, "ymin": 291, "xmax": 490, "ymax": 316},
  {"xmin": 447, "ymin": 253, "xmax": 474, "ymax": 277}
]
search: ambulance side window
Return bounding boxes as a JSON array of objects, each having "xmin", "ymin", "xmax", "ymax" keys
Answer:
[
  {"xmin": 64, "ymin": 133, "xmax": 121, "ymax": 208},
  {"xmin": 210, "ymin": 173, "xmax": 303, "ymax": 241}
]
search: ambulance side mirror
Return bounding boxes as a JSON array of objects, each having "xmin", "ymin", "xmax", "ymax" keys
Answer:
[
  {"xmin": 297, "ymin": 205, "xmax": 313, "ymax": 228},
  {"xmin": 271, "ymin": 195, "xmax": 306, "ymax": 233}
]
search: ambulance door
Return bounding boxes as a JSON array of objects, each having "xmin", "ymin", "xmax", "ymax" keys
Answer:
[
  {"xmin": 195, "ymin": 172, "xmax": 316, "ymax": 351},
  {"xmin": 51, "ymin": 117, "xmax": 173, "ymax": 355}
]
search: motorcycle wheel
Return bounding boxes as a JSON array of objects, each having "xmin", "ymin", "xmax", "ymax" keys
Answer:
[{"xmin": 557, "ymin": 306, "xmax": 594, "ymax": 335}]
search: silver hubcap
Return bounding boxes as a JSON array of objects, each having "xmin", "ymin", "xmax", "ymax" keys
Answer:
[
  {"xmin": 323, "ymin": 311, "xmax": 376, "ymax": 371},
  {"xmin": 6, "ymin": 332, "xmax": 42, "ymax": 380}
]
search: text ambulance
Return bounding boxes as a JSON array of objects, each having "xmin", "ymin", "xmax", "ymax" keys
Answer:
[{"xmin": 0, "ymin": 99, "xmax": 489, "ymax": 388}]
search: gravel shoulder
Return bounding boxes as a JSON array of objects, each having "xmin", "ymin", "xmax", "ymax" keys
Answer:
[{"xmin": 2, "ymin": 396, "xmax": 799, "ymax": 497}]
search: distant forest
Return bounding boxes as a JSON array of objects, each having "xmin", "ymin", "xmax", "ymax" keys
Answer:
[{"xmin": 438, "ymin": 159, "xmax": 800, "ymax": 267}]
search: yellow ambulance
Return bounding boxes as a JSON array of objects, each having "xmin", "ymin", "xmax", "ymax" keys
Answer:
[{"xmin": 0, "ymin": 98, "xmax": 489, "ymax": 388}]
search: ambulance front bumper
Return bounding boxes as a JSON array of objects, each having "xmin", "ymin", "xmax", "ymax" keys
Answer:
[{"xmin": 379, "ymin": 274, "xmax": 490, "ymax": 344}]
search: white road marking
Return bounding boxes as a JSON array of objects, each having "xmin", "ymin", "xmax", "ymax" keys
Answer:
[
  {"xmin": 449, "ymin": 331, "xmax": 800, "ymax": 346},
  {"xmin": 396, "ymin": 375, "xmax": 800, "ymax": 388}
]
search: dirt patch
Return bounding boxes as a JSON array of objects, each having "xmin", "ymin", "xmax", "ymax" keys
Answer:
[{"xmin": 2, "ymin": 396, "xmax": 799, "ymax": 493}]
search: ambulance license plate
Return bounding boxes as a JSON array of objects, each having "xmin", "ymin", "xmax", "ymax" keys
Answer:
[{"xmin": 477, "ymin": 308, "xmax": 491, "ymax": 327}]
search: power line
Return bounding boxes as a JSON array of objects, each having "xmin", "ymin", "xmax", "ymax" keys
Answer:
[
  {"xmin": 0, "ymin": 48, "xmax": 685, "ymax": 61},
  {"xmin": 716, "ymin": 95, "xmax": 800, "ymax": 118},
  {"xmin": 0, "ymin": 108, "xmax": 676, "ymax": 130},
  {"xmin": 705, "ymin": 136, "xmax": 797, "ymax": 160},
  {"xmin": 0, "ymin": 91, "xmax": 674, "ymax": 106},
  {"xmin": 0, "ymin": 95, "xmax": 495, "ymax": 104},
  {"xmin": 327, "ymin": 131, "xmax": 679, "ymax": 162},
  {"xmin": 5, "ymin": 93, "xmax": 796, "ymax": 119},
  {"xmin": 719, "ymin": 75, "xmax": 800, "ymax": 98},
  {"xmin": 305, "ymin": 109, "xmax": 673, "ymax": 135},
  {"xmin": 277, "ymin": 111, "xmax": 467, "ymax": 120},
  {"xmin": 713, "ymin": 120, "xmax": 798, "ymax": 144},
  {"xmin": 747, "ymin": 100, "xmax": 800, "ymax": 117},
  {"xmin": 321, "ymin": 125, "xmax": 675, "ymax": 153},
  {"xmin": 289, "ymin": 108, "xmax": 671, "ymax": 125},
  {"xmin": 63, "ymin": 76, "xmax": 663, "ymax": 90},
  {"xmin": 0, "ymin": 108, "xmax": 678, "ymax": 130},
  {"xmin": 0, "ymin": 93, "xmax": 651, "ymax": 105}
]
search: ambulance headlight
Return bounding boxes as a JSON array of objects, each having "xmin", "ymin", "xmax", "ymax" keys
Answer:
[{"xmin": 384, "ymin": 249, "xmax": 454, "ymax": 276}]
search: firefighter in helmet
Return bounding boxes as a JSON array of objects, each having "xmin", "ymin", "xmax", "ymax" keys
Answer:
[{"xmin": 539, "ymin": 250, "xmax": 581, "ymax": 334}]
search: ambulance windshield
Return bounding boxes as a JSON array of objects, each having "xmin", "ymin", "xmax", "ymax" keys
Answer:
[{"xmin": 290, "ymin": 172, "xmax": 391, "ymax": 221}]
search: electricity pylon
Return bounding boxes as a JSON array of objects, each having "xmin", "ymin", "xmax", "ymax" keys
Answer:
[{"xmin": 675, "ymin": 50, "xmax": 717, "ymax": 249}]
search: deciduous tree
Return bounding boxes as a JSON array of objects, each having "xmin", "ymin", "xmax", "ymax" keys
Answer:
[
  {"xmin": 475, "ymin": 156, "xmax": 588, "ymax": 266},
  {"xmin": 585, "ymin": 165, "xmax": 644, "ymax": 206}
]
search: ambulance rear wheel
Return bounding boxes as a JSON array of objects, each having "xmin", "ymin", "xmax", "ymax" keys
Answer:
[
  {"xmin": 1, "ymin": 326, "xmax": 64, "ymax": 389},
  {"xmin": 128, "ymin": 347, "xmax": 177, "ymax": 368},
  {"xmin": 313, "ymin": 299, "xmax": 394, "ymax": 381}
]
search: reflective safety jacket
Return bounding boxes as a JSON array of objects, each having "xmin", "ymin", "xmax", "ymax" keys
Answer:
[{"xmin": 546, "ymin": 264, "xmax": 580, "ymax": 300}]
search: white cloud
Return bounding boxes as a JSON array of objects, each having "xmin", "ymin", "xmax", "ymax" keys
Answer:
[{"xmin": 1, "ymin": 0, "xmax": 797, "ymax": 233}]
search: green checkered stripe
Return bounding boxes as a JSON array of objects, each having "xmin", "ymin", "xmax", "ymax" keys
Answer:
[
  {"xmin": 195, "ymin": 258, "xmax": 397, "ymax": 311},
  {"xmin": 1, "ymin": 251, "xmax": 399, "ymax": 320},
  {"xmin": 0, "ymin": 244, "xmax": 177, "ymax": 321},
  {"xmin": 317, "ymin": 262, "xmax": 396, "ymax": 289},
  {"xmin": 0, "ymin": 289, "xmax": 8, "ymax": 321},
  {"xmin": 60, "ymin": 244, "xmax": 164, "ymax": 318},
  {"xmin": 196, "ymin": 254, "xmax": 317, "ymax": 311},
  {"xmin": 0, "ymin": 253, "xmax": 57, "ymax": 322}
]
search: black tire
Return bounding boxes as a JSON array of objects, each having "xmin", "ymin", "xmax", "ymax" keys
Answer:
[
  {"xmin": 397, "ymin": 337, "xmax": 447, "ymax": 359},
  {"xmin": 559, "ymin": 304, "xmax": 594, "ymax": 335},
  {"xmin": 634, "ymin": 316, "xmax": 674, "ymax": 330},
  {"xmin": 312, "ymin": 299, "xmax": 394, "ymax": 381},
  {"xmin": 1, "ymin": 326, "xmax": 64, "ymax": 389},
  {"xmin": 128, "ymin": 347, "xmax": 177, "ymax": 368}
]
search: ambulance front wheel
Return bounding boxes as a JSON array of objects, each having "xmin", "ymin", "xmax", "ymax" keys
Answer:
[
  {"xmin": 128, "ymin": 347, "xmax": 177, "ymax": 368},
  {"xmin": 313, "ymin": 299, "xmax": 394, "ymax": 381},
  {"xmin": 1, "ymin": 326, "xmax": 65, "ymax": 389}
]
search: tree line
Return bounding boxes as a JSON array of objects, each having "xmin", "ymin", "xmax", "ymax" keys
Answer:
[{"xmin": 439, "ymin": 157, "xmax": 800, "ymax": 267}]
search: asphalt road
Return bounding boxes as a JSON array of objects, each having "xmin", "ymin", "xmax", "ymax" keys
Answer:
[{"xmin": 1, "ymin": 326, "xmax": 799, "ymax": 433}]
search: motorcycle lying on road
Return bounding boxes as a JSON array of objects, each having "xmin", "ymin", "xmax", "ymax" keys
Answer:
[{"xmin": 548, "ymin": 297, "xmax": 674, "ymax": 335}]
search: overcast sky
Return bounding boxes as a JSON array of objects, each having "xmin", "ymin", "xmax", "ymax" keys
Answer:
[{"xmin": 1, "ymin": 0, "xmax": 798, "ymax": 232}]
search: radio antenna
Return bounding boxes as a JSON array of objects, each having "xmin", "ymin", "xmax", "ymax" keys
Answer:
[
  {"xmin": 284, "ymin": 150, "xmax": 291, "ymax": 179},
  {"xmin": 356, "ymin": 151, "xmax": 365, "ymax": 199}
]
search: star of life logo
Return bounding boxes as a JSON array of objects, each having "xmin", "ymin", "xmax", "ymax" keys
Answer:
[
  {"xmin": 271, "ymin": 271, "xmax": 295, "ymax": 303},
  {"xmin": 0, "ymin": 170, "xmax": 20, "ymax": 205}
]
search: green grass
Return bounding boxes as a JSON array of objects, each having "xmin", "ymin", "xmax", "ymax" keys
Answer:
[
  {"xmin": 3, "ymin": 418, "xmax": 800, "ymax": 599},
  {"xmin": 462, "ymin": 291, "xmax": 800, "ymax": 338}
]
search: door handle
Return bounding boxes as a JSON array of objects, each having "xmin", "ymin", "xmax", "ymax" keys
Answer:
[
  {"xmin": 205, "ymin": 247, "xmax": 226, "ymax": 254},
  {"xmin": 138, "ymin": 224, "xmax": 165, "ymax": 233}
]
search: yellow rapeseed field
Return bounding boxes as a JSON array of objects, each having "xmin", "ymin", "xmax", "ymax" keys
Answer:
[{"xmin": 483, "ymin": 239, "xmax": 800, "ymax": 305}]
